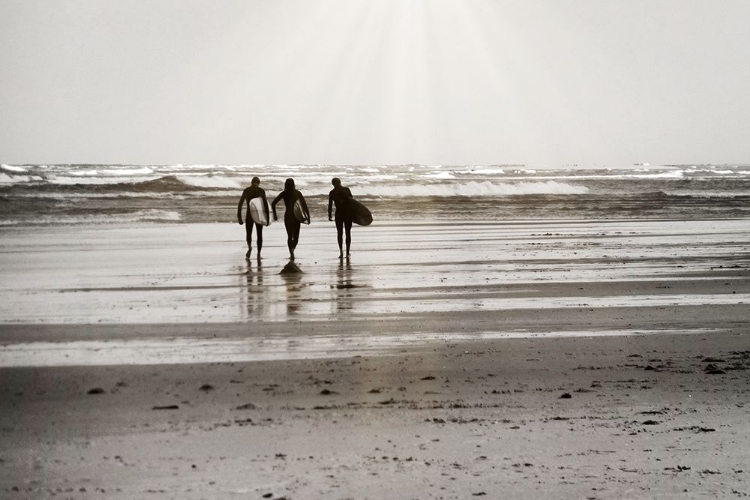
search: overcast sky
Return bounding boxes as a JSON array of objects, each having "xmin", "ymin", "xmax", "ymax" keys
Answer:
[{"xmin": 1, "ymin": 0, "xmax": 748, "ymax": 166}]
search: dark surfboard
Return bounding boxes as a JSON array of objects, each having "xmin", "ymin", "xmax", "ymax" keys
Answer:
[{"xmin": 346, "ymin": 198, "xmax": 372, "ymax": 226}]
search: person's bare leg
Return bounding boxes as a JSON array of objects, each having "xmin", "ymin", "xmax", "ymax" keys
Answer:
[
  {"xmin": 285, "ymin": 218, "xmax": 297, "ymax": 260},
  {"xmin": 336, "ymin": 219, "xmax": 344, "ymax": 258}
]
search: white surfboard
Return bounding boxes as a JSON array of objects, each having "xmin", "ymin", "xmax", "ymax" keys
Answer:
[
  {"xmin": 293, "ymin": 198, "xmax": 310, "ymax": 225},
  {"xmin": 248, "ymin": 197, "xmax": 270, "ymax": 226}
]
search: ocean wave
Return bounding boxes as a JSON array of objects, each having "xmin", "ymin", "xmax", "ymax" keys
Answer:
[
  {"xmin": 8, "ymin": 174, "xmax": 242, "ymax": 191},
  {"xmin": 175, "ymin": 175, "xmax": 242, "ymax": 189},
  {"xmin": 686, "ymin": 168, "xmax": 739, "ymax": 175},
  {"xmin": 458, "ymin": 168, "xmax": 506, "ymax": 175},
  {"xmin": 48, "ymin": 175, "xmax": 162, "ymax": 186},
  {"xmin": 1, "ymin": 177, "xmax": 591, "ymax": 197},
  {"xmin": 663, "ymin": 190, "xmax": 750, "ymax": 198},
  {"xmin": 0, "ymin": 210, "xmax": 182, "ymax": 226},
  {"xmin": 0, "ymin": 173, "xmax": 30, "ymax": 184},
  {"xmin": 423, "ymin": 171, "xmax": 456, "ymax": 179},
  {"xmin": 100, "ymin": 167, "xmax": 155, "ymax": 176},
  {"xmin": 1, "ymin": 164, "xmax": 28, "ymax": 173},
  {"xmin": 352, "ymin": 181, "xmax": 589, "ymax": 197}
]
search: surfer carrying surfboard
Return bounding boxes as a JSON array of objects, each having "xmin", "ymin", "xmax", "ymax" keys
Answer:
[
  {"xmin": 237, "ymin": 177, "xmax": 270, "ymax": 260},
  {"xmin": 328, "ymin": 177, "xmax": 354, "ymax": 259},
  {"xmin": 272, "ymin": 178, "xmax": 310, "ymax": 260}
]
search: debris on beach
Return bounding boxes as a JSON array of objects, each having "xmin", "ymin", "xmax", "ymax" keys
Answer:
[
  {"xmin": 235, "ymin": 402, "xmax": 257, "ymax": 410},
  {"xmin": 704, "ymin": 364, "xmax": 727, "ymax": 375}
]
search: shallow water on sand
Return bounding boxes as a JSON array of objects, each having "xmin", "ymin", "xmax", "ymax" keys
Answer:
[
  {"xmin": 1, "ymin": 219, "xmax": 748, "ymax": 325},
  {"xmin": 0, "ymin": 328, "xmax": 721, "ymax": 367}
]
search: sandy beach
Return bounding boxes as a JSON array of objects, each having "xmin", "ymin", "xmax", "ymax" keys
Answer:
[
  {"xmin": 1, "ymin": 218, "xmax": 749, "ymax": 498},
  {"xmin": 3, "ymin": 0, "xmax": 749, "ymax": 496}
]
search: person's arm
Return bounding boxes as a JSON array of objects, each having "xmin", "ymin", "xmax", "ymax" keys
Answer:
[
  {"xmin": 345, "ymin": 187, "xmax": 353, "ymax": 198},
  {"xmin": 271, "ymin": 192, "xmax": 283, "ymax": 221},
  {"xmin": 328, "ymin": 191, "xmax": 333, "ymax": 221},
  {"xmin": 237, "ymin": 190, "xmax": 248, "ymax": 224},
  {"xmin": 261, "ymin": 194, "xmax": 270, "ymax": 222}
]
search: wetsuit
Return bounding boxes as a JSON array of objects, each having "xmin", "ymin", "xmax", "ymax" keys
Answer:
[
  {"xmin": 237, "ymin": 185, "xmax": 269, "ymax": 258},
  {"xmin": 272, "ymin": 189, "xmax": 309, "ymax": 259},
  {"xmin": 328, "ymin": 185, "xmax": 353, "ymax": 256}
]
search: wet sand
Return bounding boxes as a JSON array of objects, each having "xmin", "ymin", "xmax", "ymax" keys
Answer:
[{"xmin": 1, "ymin": 219, "xmax": 749, "ymax": 498}]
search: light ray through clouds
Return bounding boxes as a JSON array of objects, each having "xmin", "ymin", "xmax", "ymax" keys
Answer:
[
  {"xmin": 263, "ymin": 0, "xmax": 611, "ymax": 165},
  {"xmin": 267, "ymin": 0, "xmax": 538, "ymax": 165},
  {"xmin": 204, "ymin": 0, "xmax": 746, "ymax": 166}
]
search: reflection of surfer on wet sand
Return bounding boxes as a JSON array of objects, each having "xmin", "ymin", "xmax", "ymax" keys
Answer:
[
  {"xmin": 335, "ymin": 258, "xmax": 354, "ymax": 311},
  {"xmin": 237, "ymin": 177, "xmax": 270, "ymax": 260},
  {"xmin": 272, "ymin": 178, "xmax": 310, "ymax": 261},
  {"xmin": 242, "ymin": 259, "xmax": 264, "ymax": 318}
]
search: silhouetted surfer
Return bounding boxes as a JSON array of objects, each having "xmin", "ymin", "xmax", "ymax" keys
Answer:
[
  {"xmin": 237, "ymin": 177, "xmax": 269, "ymax": 260},
  {"xmin": 272, "ymin": 178, "xmax": 310, "ymax": 260},
  {"xmin": 328, "ymin": 177, "xmax": 353, "ymax": 259}
]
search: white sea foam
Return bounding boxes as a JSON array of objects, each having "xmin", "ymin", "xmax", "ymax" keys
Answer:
[
  {"xmin": 267, "ymin": 180, "xmax": 587, "ymax": 198},
  {"xmin": 10, "ymin": 192, "xmax": 184, "ymax": 200},
  {"xmin": 647, "ymin": 170, "xmax": 685, "ymax": 178},
  {"xmin": 176, "ymin": 175, "xmax": 241, "ymax": 189},
  {"xmin": 0, "ymin": 210, "xmax": 182, "ymax": 226},
  {"xmin": 1, "ymin": 164, "xmax": 27, "ymax": 173},
  {"xmin": 351, "ymin": 174, "xmax": 398, "ymax": 182},
  {"xmin": 134, "ymin": 210, "xmax": 182, "ymax": 221},
  {"xmin": 101, "ymin": 167, "xmax": 155, "ymax": 176},
  {"xmin": 664, "ymin": 190, "xmax": 750, "ymax": 198},
  {"xmin": 0, "ymin": 173, "xmax": 29, "ymax": 184},
  {"xmin": 423, "ymin": 171, "xmax": 456, "ymax": 179},
  {"xmin": 48, "ymin": 175, "xmax": 161, "ymax": 185},
  {"xmin": 688, "ymin": 169, "xmax": 736, "ymax": 175},
  {"xmin": 353, "ymin": 181, "xmax": 588, "ymax": 197}
]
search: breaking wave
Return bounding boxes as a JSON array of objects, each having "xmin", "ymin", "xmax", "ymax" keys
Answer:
[
  {"xmin": 1, "ymin": 163, "xmax": 748, "ymax": 225},
  {"xmin": 0, "ymin": 210, "xmax": 182, "ymax": 226},
  {"xmin": 351, "ymin": 181, "xmax": 589, "ymax": 197}
]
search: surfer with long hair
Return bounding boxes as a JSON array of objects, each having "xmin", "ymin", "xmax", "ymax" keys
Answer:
[
  {"xmin": 272, "ymin": 178, "xmax": 310, "ymax": 260},
  {"xmin": 328, "ymin": 177, "xmax": 354, "ymax": 259},
  {"xmin": 237, "ymin": 176, "xmax": 269, "ymax": 260}
]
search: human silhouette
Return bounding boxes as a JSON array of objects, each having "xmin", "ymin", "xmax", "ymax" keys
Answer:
[
  {"xmin": 237, "ymin": 177, "xmax": 269, "ymax": 260},
  {"xmin": 272, "ymin": 178, "xmax": 310, "ymax": 260},
  {"xmin": 328, "ymin": 177, "xmax": 353, "ymax": 259}
]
